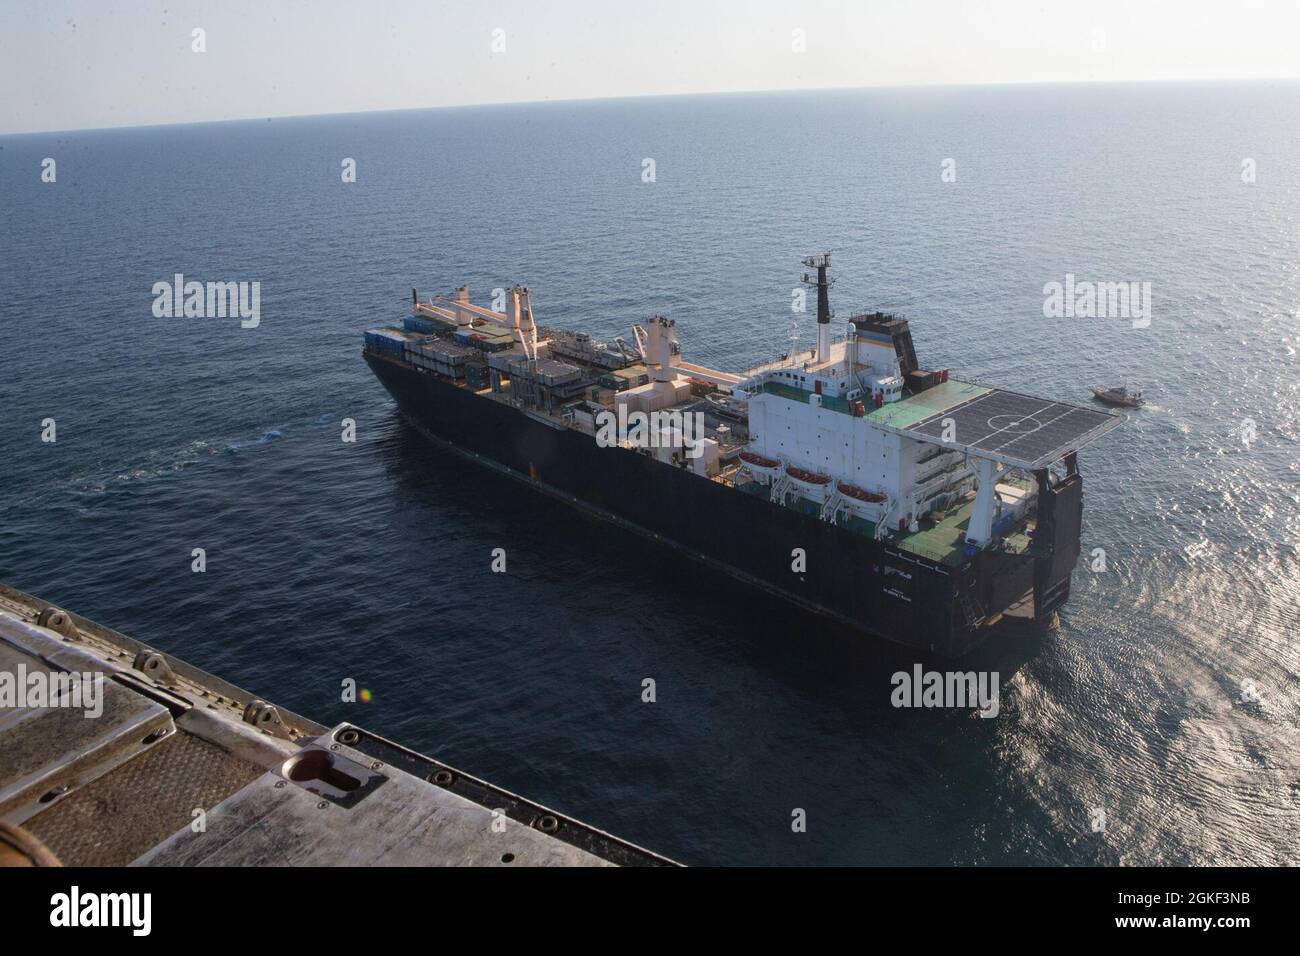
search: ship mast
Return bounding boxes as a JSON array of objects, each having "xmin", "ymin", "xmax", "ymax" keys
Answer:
[{"xmin": 801, "ymin": 253, "xmax": 834, "ymax": 364}]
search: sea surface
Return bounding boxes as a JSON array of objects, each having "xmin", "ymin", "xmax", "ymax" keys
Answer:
[{"xmin": 1, "ymin": 82, "xmax": 1297, "ymax": 865}]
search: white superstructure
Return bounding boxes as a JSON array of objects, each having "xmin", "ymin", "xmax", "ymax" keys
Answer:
[{"xmin": 738, "ymin": 336, "xmax": 975, "ymax": 537}]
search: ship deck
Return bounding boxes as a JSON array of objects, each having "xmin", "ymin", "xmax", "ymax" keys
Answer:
[
  {"xmin": 882, "ymin": 381, "xmax": 1122, "ymax": 470},
  {"xmin": 0, "ymin": 583, "xmax": 672, "ymax": 868},
  {"xmin": 865, "ymin": 380, "xmax": 991, "ymax": 428},
  {"xmin": 894, "ymin": 497, "xmax": 1033, "ymax": 566},
  {"xmin": 896, "ymin": 500, "xmax": 976, "ymax": 565}
]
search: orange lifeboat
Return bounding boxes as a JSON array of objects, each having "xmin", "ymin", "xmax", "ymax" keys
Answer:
[
  {"xmin": 786, "ymin": 465, "xmax": 832, "ymax": 485},
  {"xmin": 739, "ymin": 451, "xmax": 781, "ymax": 469},
  {"xmin": 837, "ymin": 481, "xmax": 886, "ymax": 503}
]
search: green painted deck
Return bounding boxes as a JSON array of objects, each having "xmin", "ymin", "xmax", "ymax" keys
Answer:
[
  {"xmin": 737, "ymin": 473, "xmax": 1030, "ymax": 566},
  {"xmin": 759, "ymin": 378, "xmax": 991, "ymax": 430},
  {"xmin": 1003, "ymin": 530, "xmax": 1032, "ymax": 553},
  {"xmin": 894, "ymin": 496, "xmax": 1035, "ymax": 566},
  {"xmin": 895, "ymin": 499, "xmax": 974, "ymax": 566},
  {"xmin": 865, "ymin": 379, "xmax": 990, "ymax": 429},
  {"xmin": 758, "ymin": 381, "xmax": 854, "ymax": 415}
]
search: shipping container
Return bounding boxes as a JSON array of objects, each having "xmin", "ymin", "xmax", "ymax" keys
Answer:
[
  {"xmin": 506, "ymin": 358, "xmax": 583, "ymax": 387},
  {"xmin": 404, "ymin": 315, "xmax": 438, "ymax": 334},
  {"xmin": 599, "ymin": 364, "xmax": 649, "ymax": 390},
  {"xmin": 464, "ymin": 361, "xmax": 489, "ymax": 390},
  {"xmin": 415, "ymin": 311, "xmax": 460, "ymax": 333},
  {"xmin": 488, "ymin": 348, "xmax": 525, "ymax": 371},
  {"xmin": 408, "ymin": 338, "xmax": 473, "ymax": 367},
  {"xmin": 365, "ymin": 326, "xmax": 418, "ymax": 357}
]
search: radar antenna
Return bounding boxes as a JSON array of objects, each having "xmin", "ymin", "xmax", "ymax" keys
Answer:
[{"xmin": 800, "ymin": 253, "xmax": 835, "ymax": 363}]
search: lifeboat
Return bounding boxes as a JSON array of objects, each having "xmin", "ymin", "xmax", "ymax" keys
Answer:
[
  {"xmin": 837, "ymin": 481, "xmax": 886, "ymax": 503},
  {"xmin": 738, "ymin": 450, "xmax": 783, "ymax": 483},
  {"xmin": 739, "ymin": 451, "xmax": 781, "ymax": 469},
  {"xmin": 786, "ymin": 465, "xmax": 832, "ymax": 486}
]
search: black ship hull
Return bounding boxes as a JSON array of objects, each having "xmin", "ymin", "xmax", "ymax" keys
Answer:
[{"xmin": 365, "ymin": 353, "xmax": 1080, "ymax": 657}]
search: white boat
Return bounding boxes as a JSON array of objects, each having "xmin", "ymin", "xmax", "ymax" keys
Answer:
[{"xmin": 1091, "ymin": 383, "xmax": 1144, "ymax": 407}]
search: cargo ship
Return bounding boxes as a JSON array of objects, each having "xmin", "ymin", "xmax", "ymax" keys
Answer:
[{"xmin": 363, "ymin": 256, "xmax": 1121, "ymax": 656}]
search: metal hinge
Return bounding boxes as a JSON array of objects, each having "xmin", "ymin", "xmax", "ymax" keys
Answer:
[
  {"xmin": 36, "ymin": 606, "xmax": 80, "ymax": 641},
  {"xmin": 132, "ymin": 649, "xmax": 178, "ymax": 686},
  {"xmin": 244, "ymin": 700, "xmax": 293, "ymax": 739}
]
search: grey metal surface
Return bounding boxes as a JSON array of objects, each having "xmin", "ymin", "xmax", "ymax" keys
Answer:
[
  {"xmin": 0, "ymin": 615, "xmax": 175, "ymax": 825},
  {"xmin": 337, "ymin": 723, "xmax": 675, "ymax": 866},
  {"xmin": 905, "ymin": 386, "xmax": 1122, "ymax": 469},
  {"xmin": 135, "ymin": 733, "xmax": 614, "ymax": 867},
  {"xmin": 24, "ymin": 731, "xmax": 265, "ymax": 867},
  {"xmin": 0, "ymin": 583, "xmax": 327, "ymax": 741},
  {"xmin": 0, "ymin": 583, "xmax": 673, "ymax": 867}
]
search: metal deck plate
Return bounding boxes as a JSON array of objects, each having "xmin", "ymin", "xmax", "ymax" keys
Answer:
[
  {"xmin": 134, "ymin": 729, "xmax": 618, "ymax": 867},
  {"xmin": 0, "ymin": 616, "xmax": 175, "ymax": 825},
  {"xmin": 866, "ymin": 379, "xmax": 991, "ymax": 428},
  {"xmin": 895, "ymin": 384, "xmax": 1122, "ymax": 469},
  {"xmin": 24, "ymin": 731, "xmax": 265, "ymax": 866},
  {"xmin": 0, "ymin": 584, "xmax": 673, "ymax": 868}
]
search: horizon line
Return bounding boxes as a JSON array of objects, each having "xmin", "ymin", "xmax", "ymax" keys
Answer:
[{"xmin": 4, "ymin": 74, "xmax": 1298, "ymax": 139}]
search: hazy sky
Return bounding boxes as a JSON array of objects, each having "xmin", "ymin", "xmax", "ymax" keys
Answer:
[{"xmin": 3, "ymin": 0, "xmax": 1298, "ymax": 134}]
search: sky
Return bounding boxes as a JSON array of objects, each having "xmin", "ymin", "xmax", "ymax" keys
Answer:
[{"xmin": 2, "ymin": 0, "xmax": 1298, "ymax": 134}]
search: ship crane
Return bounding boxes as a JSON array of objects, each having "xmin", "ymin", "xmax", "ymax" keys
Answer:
[
  {"xmin": 640, "ymin": 314, "xmax": 744, "ymax": 391},
  {"xmin": 630, "ymin": 324, "xmax": 649, "ymax": 361},
  {"xmin": 505, "ymin": 285, "xmax": 539, "ymax": 361},
  {"xmin": 613, "ymin": 336, "xmax": 636, "ymax": 365}
]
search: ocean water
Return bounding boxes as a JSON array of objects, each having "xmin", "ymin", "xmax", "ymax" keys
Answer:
[{"xmin": 1, "ymin": 82, "xmax": 1296, "ymax": 865}]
